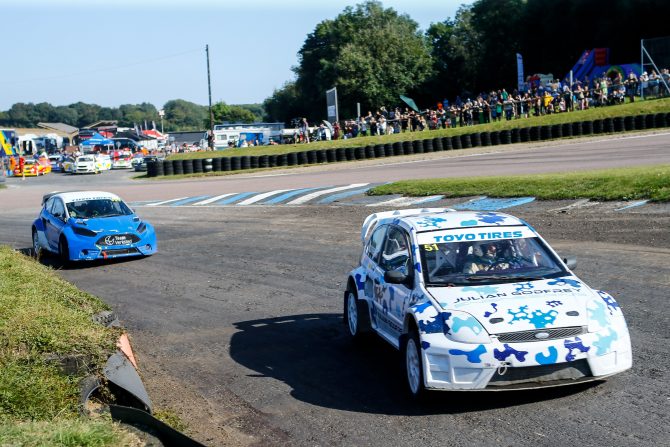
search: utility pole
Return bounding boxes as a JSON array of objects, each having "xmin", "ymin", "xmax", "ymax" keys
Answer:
[{"xmin": 206, "ymin": 44, "xmax": 214, "ymax": 149}]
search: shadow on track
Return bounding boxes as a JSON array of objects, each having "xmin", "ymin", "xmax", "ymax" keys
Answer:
[
  {"xmin": 230, "ymin": 313, "xmax": 602, "ymax": 415},
  {"xmin": 19, "ymin": 247, "xmax": 146, "ymax": 270}
]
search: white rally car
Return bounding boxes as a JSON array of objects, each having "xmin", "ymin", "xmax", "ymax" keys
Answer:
[
  {"xmin": 344, "ymin": 209, "xmax": 632, "ymax": 396},
  {"xmin": 73, "ymin": 155, "xmax": 101, "ymax": 174}
]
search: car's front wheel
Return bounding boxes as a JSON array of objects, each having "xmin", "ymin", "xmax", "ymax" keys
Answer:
[
  {"xmin": 58, "ymin": 237, "xmax": 70, "ymax": 264},
  {"xmin": 344, "ymin": 287, "xmax": 370, "ymax": 340},
  {"xmin": 402, "ymin": 329, "xmax": 426, "ymax": 399},
  {"xmin": 32, "ymin": 229, "xmax": 41, "ymax": 259}
]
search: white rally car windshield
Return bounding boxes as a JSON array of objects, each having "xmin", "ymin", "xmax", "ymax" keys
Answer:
[
  {"xmin": 418, "ymin": 228, "xmax": 566, "ymax": 286},
  {"xmin": 66, "ymin": 199, "xmax": 133, "ymax": 219}
]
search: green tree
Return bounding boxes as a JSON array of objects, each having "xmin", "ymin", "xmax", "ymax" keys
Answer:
[
  {"xmin": 263, "ymin": 82, "xmax": 303, "ymax": 124},
  {"xmin": 211, "ymin": 102, "xmax": 259, "ymax": 124},
  {"xmin": 294, "ymin": 1, "xmax": 433, "ymax": 120},
  {"xmin": 163, "ymin": 99, "xmax": 207, "ymax": 131}
]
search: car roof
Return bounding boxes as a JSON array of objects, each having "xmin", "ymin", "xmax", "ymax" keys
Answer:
[
  {"xmin": 361, "ymin": 209, "xmax": 526, "ymax": 243},
  {"xmin": 43, "ymin": 190, "xmax": 121, "ymax": 204}
]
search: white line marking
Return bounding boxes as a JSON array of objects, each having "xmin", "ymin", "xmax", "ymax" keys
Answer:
[
  {"xmin": 367, "ymin": 195, "xmax": 443, "ymax": 207},
  {"xmin": 192, "ymin": 193, "xmax": 237, "ymax": 206},
  {"xmin": 237, "ymin": 189, "xmax": 292, "ymax": 205},
  {"xmin": 146, "ymin": 197, "xmax": 188, "ymax": 206},
  {"xmin": 287, "ymin": 184, "xmax": 369, "ymax": 205}
]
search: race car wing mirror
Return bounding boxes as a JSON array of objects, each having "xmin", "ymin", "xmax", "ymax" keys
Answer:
[
  {"xmin": 562, "ymin": 256, "xmax": 577, "ymax": 270},
  {"xmin": 384, "ymin": 269, "xmax": 408, "ymax": 284}
]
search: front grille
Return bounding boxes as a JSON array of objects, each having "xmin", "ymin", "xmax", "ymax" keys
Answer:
[
  {"xmin": 496, "ymin": 326, "xmax": 586, "ymax": 343},
  {"xmin": 103, "ymin": 248, "xmax": 139, "ymax": 256},
  {"xmin": 488, "ymin": 359, "xmax": 592, "ymax": 388},
  {"xmin": 96, "ymin": 234, "xmax": 140, "ymax": 246}
]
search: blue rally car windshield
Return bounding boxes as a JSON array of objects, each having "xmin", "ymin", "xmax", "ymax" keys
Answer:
[
  {"xmin": 66, "ymin": 199, "xmax": 133, "ymax": 219},
  {"xmin": 420, "ymin": 236, "xmax": 566, "ymax": 286}
]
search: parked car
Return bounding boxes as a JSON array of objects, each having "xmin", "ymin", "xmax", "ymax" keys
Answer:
[
  {"xmin": 72, "ymin": 155, "xmax": 100, "ymax": 174},
  {"xmin": 95, "ymin": 153, "xmax": 112, "ymax": 171},
  {"xmin": 133, "ymin": 155, "xmax": 161, "ymax": 172},
  {"xmin": 344, "ymin": 209, "xmax": 632, "ymax": 396},
  {"xmin": 111, "ymin": 150, "xmax": 133, "ymax": 169},
  {"xmin": 49, "ymin": 154, "xmax": 64, "ymax": 172},
  {"xmin": 13, "ymin": 157, "xmax": 51, "ymax": 176},
  {"xmin": 32, "ymin": 191, "xmax": 157, "ymax": 262}
]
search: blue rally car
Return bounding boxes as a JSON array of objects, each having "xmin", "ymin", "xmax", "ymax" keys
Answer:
[{"xmin": 32, "ymin": 190, "xmax": 157, "ymax": 262}]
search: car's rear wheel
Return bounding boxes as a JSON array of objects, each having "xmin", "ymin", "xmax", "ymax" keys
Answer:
[
  {"xmin": 403, "ymin": 329, "xmax": 426, "ymax": 399},
  {"xmin": 344, "ymin": 287, "xmax": 370, "ymax": 340},
  {"xmin": 58, "ymin": 237, "xmax": 70, "ymax": 264}
]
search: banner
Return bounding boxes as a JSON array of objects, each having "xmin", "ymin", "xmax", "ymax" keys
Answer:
[
  {"xmin": 326, "ymin": 87, "xmax": 338, "ymax": 123},
  {"xmin": 516, "ymin": 53, "xmax": 525, "ymax": 92}
]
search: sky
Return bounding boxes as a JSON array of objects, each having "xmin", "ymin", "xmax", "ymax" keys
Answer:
[{"xmin": 1, "ymin": 0, "xmax": 473, "ymax": 111}]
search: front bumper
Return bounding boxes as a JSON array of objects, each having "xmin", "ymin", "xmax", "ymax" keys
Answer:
[
  {"xmin": 69, "ymin": 232, "xmax": 157, "ymax": 261},
  {"xmin": 420, "ymin": 328, "xmax": 632, "ymax": 390}
]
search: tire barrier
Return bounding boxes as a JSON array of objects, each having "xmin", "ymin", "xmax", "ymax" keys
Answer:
[
  {"xmin": 433, "ymin": 137, "xmax": 443, "ymax": 151},
  {"xmin": 316, "ymin": 150, "xmax": 327, "ymax": 163},
  {"xmin": 203, "ymin": 158, "xmax": 213, "ymax": 173},
  {"xmin": 592, "ymin": 119, "xmax": 603, "ymax": 134},
  {"xmin": 258, "ymin": 155, "xmax": 269, "ymax": 168},
  {"xmin": 451, "ymin": 135, "xmax": 462, "ymax": 149},
  {"xmin": 287, "ymin": 152, "xmax": 298, "ymax": 166},
  {"xmin": 345, "ymin": 147, "xmax": 356, "ymax": 161},
  {"xmin": 402, "ymin": 140, "xmax": 413, "ymax": 155},
  {"xmin": 624, "ymin": 115, "xmax": 635, "ymax": 131},
  {"xmin": 306, "ymin": 150, "xmax": 317, "ymax": 164},
  {"xmin": 550, "ymin": 124, "xmax": 562, "ymax": 139},
  {"xmin": 276, "ymin": 154, "xmax": 287, "ymax": 167},
  {"xmin": 460, "ymin": 134, "xmax": 472, "ymax": 148},
  {"xmin": 230, "ymin": 156, "xmax": 240, "ymax": 171},
  {"xmin": 540, "ymin": 125, "xmax": 552, "ymax": 141},
  {"xmin": 365, "ymin": 145, "xmax": 375, "ymax": 159},
  {"xmin": 297, "ymin": 151, "xmax": 308, "ymax": 165},
  {"xmin": 488, "ymin": 130, "xmax": 500, "ymax": 146},
  {"xmin": 413, "ymin": 139, "xmax": 424, "ymax": 153},
  {"xmin": 239, "ymin": 156, "xmax": 250, "ymax": 170},
  {"xmin": 442, "ymin": 136, "xmax": 453, "ymax": 150},
  {"xmin": 561, "ymin": 122, "xmax": 573, "ymax": 138},
  {"xmin": 470, "ymin": 132, "xmax": 481, "ymax": 147},
  {"xmin": 529, "ymin": 126, "xmax": 540, "ymax": 141},
  {"xmin": 183, "ymin": 159, "xmax": 194, "ymax": 174},
  {"xmin": 480, "ymin": 131, "xmax": 491, "ymax": 146},
  {"xmin": 423, "ymin": 138, "xmax": 434, "ymax": 153},
  {"xmin": 602, "ymin": 117, "xmax": 614, "ymax": 133},
  {"xmin": 385, "ymin": 143, "xmax": 394, "ymax": 157},
  {"xmin": 613, "ymin": 117, "xmax": 625, "ymax": 132},
  {"xmin": 162, "ymin": 160, "xmax": 173, "ymax": 176},
  {"xmin": 250, "ymin": 156, "xmax": 260, "ymax": 169},
  {"xmin": 572, "ymin": 121, "xmax": 583, "ymax": 136},
  {"xmin": 634, "ymin": 114, "xmax": 645, "ymax": 130},
  {"xmin": 192, "ymin": 158, "xmax": 204, "ymax": 173},
  {"xmin": 656, "ymin": 112, "xmax": 668, "ymax": 128},
  {"xmin": 581, "ymin": 120, "xmax": 593, "ymax": 136},
  {"xmin": 510, "ymin": 128, "xmax": 520, "ymax": 144},
  {"xmin": 519, "ymin": 127, "xmax": 530, "ymax": 142},
  {"xmin": 645, "ymin": 113, "xmax": 656, "ymax": 129},
  {"xmin": 155, "ymin": 160, "xmax": 164, "ymax": 176},
  {"xmin": 326, "ymin": 149, "xmax": 336, "ymax": 163},
  {"xmin": 354, "ymin": 146, "xmax": 366, "ymax": 160},
  {"xmin": 173, "ymin": 159, "xmax": 184, "ymax": 175},
  {"xmin": 212, "ymin": 157, "xmax": 222, "ymax": 172},
  {"xmin": 499, "ymin": 129, "xmax": 511, "ymax": 145},
  {"xmin": 222, "ymin": 157, "xmax": 232, "ymax": 171},
  {"xmin": 335, "ymin": 148, "xmax": 346, "ymax": 162},
  {"xmin": 268, "ymin": 154, "xmax": 277, "ymax": 167},
  {"xmin": 146, "ymin": 159, "xmax": 158, "ymax": 177},
  {"xmin": 374, "ymin": 144, "xmax": 385, "ymax": 158}
]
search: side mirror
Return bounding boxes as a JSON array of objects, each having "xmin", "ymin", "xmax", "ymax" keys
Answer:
[
  {"xmin": 563, "ymin": 256, "xmax": 577, "ymax": 270},
  {"xmin": 384, "ymin": 269, "xmax": 408, "ymax": 284}
]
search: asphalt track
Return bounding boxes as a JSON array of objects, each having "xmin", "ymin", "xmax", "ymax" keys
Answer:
[{"xmin": 0, "ymin": 132, "xmax": 668, "ymax": 446}]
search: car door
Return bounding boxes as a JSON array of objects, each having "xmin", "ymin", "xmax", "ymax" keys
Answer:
[
  {"xmin": 362, "ymin": 225, "xmax": 387, "ymax": 332},
  {"xmin": 376, "ymin": 226, "xmax": 413, "ymax": 343},
  {"xmin": 45, "ymin": 198, "xmax": 67, "ymax": 251}
]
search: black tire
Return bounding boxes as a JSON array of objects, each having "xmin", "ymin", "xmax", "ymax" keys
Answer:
[
  {"xmin": 402, "ymin": 329, "xmax": 426, "ymax": 399},
  {"xmin": 183, "ymin": 159, "xmax": 194, "ymax": 174},
  {"xmin": 413, "ymin": 139, "xmax": 424, "ymax": 154},
  {"xmin": 58, "ymin": 237, "xmax": 70, "ymax": 264},
  {"xmin": 32, "ymin": 229, "xmax": 42, "ymax": 260},
  {"xmin": 173, "ymin": 159, "xmax": 184, "ymax": 175},
  {"xmin": 343, "ymin": 287, "xmax": 371, "ymax": 340}
]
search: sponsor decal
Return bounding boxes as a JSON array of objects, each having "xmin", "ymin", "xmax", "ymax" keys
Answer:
[{"xmin": 98, "ymin": 234, "xmax": 137, "ymax": 246}]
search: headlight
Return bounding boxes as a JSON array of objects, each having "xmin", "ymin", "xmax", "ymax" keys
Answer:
[
  {"xmin": 72, "ymin": 226, "xmax": 97, "ymax": 237},
  {"xmin": 445, "ymin": 311, "xmax": 491, "ymax": 344}
]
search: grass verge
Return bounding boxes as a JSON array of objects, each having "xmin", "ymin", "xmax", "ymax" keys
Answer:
[
  {"xmin": 0, "ymin": 246, "xmax": 127, "ymax": 445},
  {"xmin": 368, "ymin": 165, "xmax": 670, "ymax": 202},
  {"xmin": 169, "ymin": 97, "xmax": 670, "ymax": 160}
]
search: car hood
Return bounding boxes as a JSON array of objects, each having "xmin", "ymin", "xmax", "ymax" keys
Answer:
[
  {"xmin": 426, "ymin": 276, "xmax": 596, "ymax": 334},
  {"xmin": 71, "ymin": 215, "xmax": 139, "ymax": 233}
]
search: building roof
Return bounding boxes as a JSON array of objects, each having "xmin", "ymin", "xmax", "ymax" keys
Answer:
[
  {"xmin": 37, "ymin": 122, "xmax": 79, "ymax": 134},
  {"xmin": 83, "ymin": 120, "xmax": 118, "ymax": 129},
  {"xmin": 168, "ymin": 130, "xmax": 208, "ymax": 145}
]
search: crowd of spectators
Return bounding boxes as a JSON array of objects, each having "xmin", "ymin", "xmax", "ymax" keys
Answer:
[{"xmin": 327, "ymin": 68, "xmax": 670, "ymax": 140}]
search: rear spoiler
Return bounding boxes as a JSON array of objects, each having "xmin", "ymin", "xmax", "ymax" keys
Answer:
[
  {"xmin": 41, "ymin": 190, "xmax": 85, "ymax": 205},
  {"xmin": 360, "ymin": 208, "xmax": 455, "ymax": 244}
]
